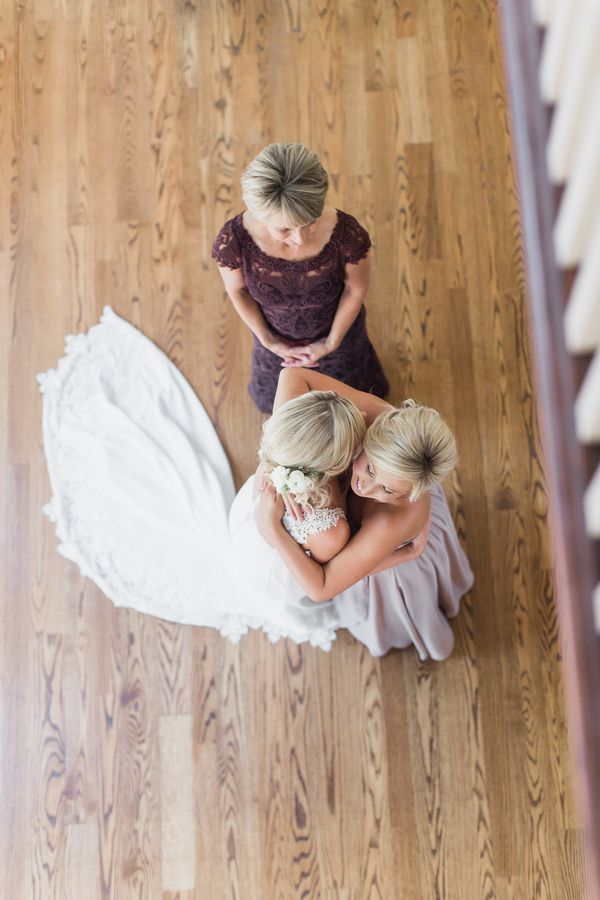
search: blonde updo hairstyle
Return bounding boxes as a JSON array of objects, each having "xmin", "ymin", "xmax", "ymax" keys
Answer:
[
  {"xmin": 259, "ymin": 391, "xmax": 366, "ymax": 509},
  {"xmin": 363, "ymin": 400, "xmax": 457, "ymax": 502},
  {"xmin": 241, "ymin": 143, "xmax": 329, "ymax": 227}
]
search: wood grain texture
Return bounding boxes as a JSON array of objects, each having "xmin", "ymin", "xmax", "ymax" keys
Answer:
[
  {"xmin": 159, "ymin": 715, "xmax": 195, "ymax": 891},
  {"xmin": 0, "ymin": 1, "xmax": 590, "ymax": 897}
]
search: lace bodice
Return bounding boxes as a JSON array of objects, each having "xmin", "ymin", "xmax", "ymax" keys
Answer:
[
  {"xmin": 212, "ymin": 209, "xmax": 389, "ymax": 416},
  {"xmin": 283, "ymin": 507, "xmax": 346, "ymax": 545},
  {"xmin": 211, "ymin": 210, "xmax": 371, "ymax": 340}
]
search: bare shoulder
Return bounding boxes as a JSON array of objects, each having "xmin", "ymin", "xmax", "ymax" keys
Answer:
[
  {"xmin": 362, "ymin": 493, "xmax": 430, "ymax": 544},
  {"xmin": 321, "ymin": 205, "xmax": 339, "ymax": 233}
]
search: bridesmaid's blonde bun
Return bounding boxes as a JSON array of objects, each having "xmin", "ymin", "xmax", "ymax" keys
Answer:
[{"xmin": 364, "ymin": 401, "xmax": 457, "ymax": 501}]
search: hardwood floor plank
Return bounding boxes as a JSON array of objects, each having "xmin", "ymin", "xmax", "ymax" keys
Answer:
[
  {"xmin": 396, "ymin": 37, "xmax": 432, "ymax": 143},
  {"xmin": 29, "ymin": 628, "xmax": 68, "ymax": 897},
  {"xmin": 406, "ymin": 658, "xmax": 448, "ymax": 899},
  {"xmin": 1, "ymin": 466, "xmax": 33, "ymax": 899},
  {"xmin": 354, "ymin": 648, "xmax": 393, "ymax": 899},
  {"xmin": 311, "ymin": 648, "xmax": 365, "ymax": 895},
  {"xmin": 396, "ymin": 0, "xmax": 418, "ymax": 39},
  {"xmin": 115, "ymin": 616, "xmax": 161, "ymax": 897},
  {"xmin": 157, "ymin": 621, "xmax": 192, "ymax": 717},
  {"xmin": 63, "ymin": 592, "xmax": 99, "ymax": 827},
  {"xmin": 216, "ymin": 640, "xmax": 261, "ymax": 899},
  {"xmin": 381, "ymin": 658, "xmax": 423, "ymax": 900},
  {"xmin": 191, "ymin": 635, "xmax": 224, "ymax": 898},
  {"xmin": 437, "ymin": 643, "xmax": 498, "ymax": 899},
  {"xmin": 64, "ymin": 822, "xmax": 101, "ymax": 900},
  {"xmin": 159, "ymin": 714, "xmax": 196, "ymax": 891},
  {"xmin": 95, "ymin": 605, "xmax": 128, "ymax": 895}
]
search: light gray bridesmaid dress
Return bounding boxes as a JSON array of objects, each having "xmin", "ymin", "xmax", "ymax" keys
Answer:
[{"xmin": 333, "ymin": 483, "xmax": 474, "ymax": 661}]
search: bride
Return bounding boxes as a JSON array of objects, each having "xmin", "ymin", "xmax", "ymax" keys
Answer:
[
  {"xmin": 39, "ymin": 308, "xmax": 400, "ymax": 650},
  {"xmin": 39, "ymin": 308, "xmax": 472, "ymax": 657}
]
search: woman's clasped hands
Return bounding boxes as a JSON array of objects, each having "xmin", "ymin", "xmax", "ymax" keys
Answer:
[{"xmin": 270, "ymin": 336, "xmax": 334, "ymax": 369}]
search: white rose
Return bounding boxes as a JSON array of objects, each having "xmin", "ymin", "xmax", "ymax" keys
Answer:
[
  {"xmin": 286, "ymin": 470, "xmax": 314, "ymax": 494},
  {"xmin": 270, "ymin": 466, "xmax": 289, "ymax": 492}
]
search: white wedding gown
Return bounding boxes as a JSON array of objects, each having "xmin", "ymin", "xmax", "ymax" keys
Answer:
[{"xmin": 39, "ymin": 308, "xmax": 340, "ymax": 650}]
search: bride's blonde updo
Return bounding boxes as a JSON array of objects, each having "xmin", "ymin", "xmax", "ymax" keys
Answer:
[
  {"xmin": 364, "ymin": 399, "xmax": 457, "ymax": 501},
  {"xmin": 259, "ymin": 390, "xmax": 365, "ymax": 509}
]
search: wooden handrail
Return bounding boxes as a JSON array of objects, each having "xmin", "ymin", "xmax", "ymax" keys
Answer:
[{"xmin": 498, "ymin": 3, "xmax": 600, "ymax": 896}]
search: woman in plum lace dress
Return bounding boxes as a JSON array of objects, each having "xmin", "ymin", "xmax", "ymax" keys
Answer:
[{"xmin": 212, "ymin": 142, "xmax": 389, "ymax": 413}]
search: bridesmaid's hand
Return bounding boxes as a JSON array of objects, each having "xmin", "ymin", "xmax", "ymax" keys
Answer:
[{"xmin": 368, "ymin": 515, "xmax": 431, "ymax": 574}]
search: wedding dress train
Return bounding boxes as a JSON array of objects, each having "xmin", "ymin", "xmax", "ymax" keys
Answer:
[{"xmin": 39, "ymin": 308, "xmax": 339, "ymax": 649}]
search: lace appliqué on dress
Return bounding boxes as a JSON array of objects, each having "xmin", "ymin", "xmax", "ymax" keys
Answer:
[
  {"xmin": 211, "ymin": 211, "xmax": 389, "ymax": 414},
  {"xmin": 211, "ymin": 219, "xmax": 242, "ymax": 269},
  {"xmin": 283, "ymin": 507, "xmax": 346, "ymax": 545}
]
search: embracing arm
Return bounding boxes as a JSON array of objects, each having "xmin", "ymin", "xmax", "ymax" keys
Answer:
[
  {"xmin": 253, "ymin": 464, "xmax": 351, "ymax": 564},
  {"xmin": 259, "ymin": 483, "xmax": 428, "ymax": 601},
  {"xmin": 264, "ymin": 513, "xmax": 411, "ymax": 601},
  {"xmin": 368, "ymin": 520, "xmax": 430, "ymax": 573},
  {"xmin": 273, "ymin": 366, "xmax": 392, "ymax": 422}
]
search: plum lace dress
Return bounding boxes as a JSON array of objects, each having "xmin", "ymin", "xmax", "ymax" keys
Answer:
[{"xmin": 212, "ymin": 210, "xmax": 389, "ymax": 413}]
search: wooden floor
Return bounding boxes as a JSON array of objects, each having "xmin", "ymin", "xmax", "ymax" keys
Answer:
[{"xmin": 0, "ymin": 1, "xmax": 590, "ymax": 898}]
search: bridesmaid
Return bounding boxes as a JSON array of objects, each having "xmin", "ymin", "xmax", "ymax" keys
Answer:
[{"xmin": 212, "ymin": 142, "xmax": 389, "ymax": 414}]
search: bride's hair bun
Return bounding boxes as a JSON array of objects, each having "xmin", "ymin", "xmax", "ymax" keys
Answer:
[{"xmin": 259, "ymin": 390, "xmax": 365, "ymax": 509}]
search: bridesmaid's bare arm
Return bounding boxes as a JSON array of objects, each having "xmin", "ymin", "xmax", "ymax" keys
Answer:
[
  {"xmin": 258, "ymin": 483, "xmax": 428, "ymax": 601},
  {"xmin": 368, "ymin": 517, "xmax": 431, "ymax": 574},
  {"xmin": 273, "ymin": 367, "xmax": 392, "ymax": 422}
]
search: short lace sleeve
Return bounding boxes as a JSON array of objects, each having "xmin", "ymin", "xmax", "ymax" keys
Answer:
[
  {"xmin": 340, "ymin": 213, "xmax": 371, "ymax": 265},
  {"xmin": 282, "ymin": 507, "xmax": 346, "ymax": 545},
  {"xmin": 212, "ymin": 218, "xmax": 243, "ymax": 270}
]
